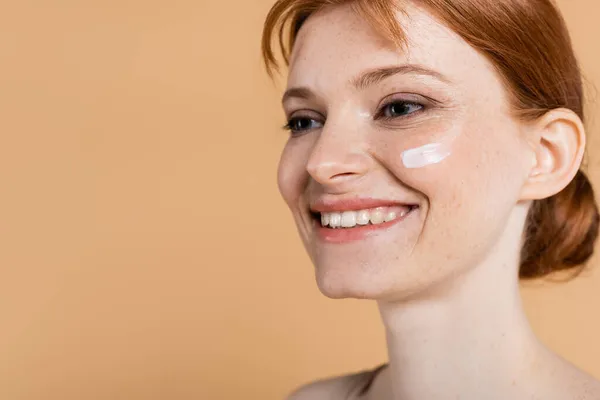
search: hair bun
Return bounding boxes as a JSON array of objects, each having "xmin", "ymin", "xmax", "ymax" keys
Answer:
[{"xmin": 520, "ymin": 170, "xmax": 600, "ymax": 278}]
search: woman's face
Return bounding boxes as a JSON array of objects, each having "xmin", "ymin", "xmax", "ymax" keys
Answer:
[{"xmin": 278, "ymin": 2, "xmax": 534, "ymax": 300}]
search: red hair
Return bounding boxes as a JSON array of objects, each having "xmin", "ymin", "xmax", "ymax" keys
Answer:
[{"xmin": 261, "ymin": 0, "xmax": 599, "ymax": 278}]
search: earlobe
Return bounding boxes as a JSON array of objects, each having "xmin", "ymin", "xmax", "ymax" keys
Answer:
[{"xmin": 520, "ymin": 108, "xmax": 586, "ymax": 201}]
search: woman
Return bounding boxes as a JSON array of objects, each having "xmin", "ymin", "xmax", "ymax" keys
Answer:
[{"xmin": 261, "ymin": 0, "xmax": 600, "ymax": 398}]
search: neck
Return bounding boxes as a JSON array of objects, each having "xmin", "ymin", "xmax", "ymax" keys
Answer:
[{"xmin": 376, "ymin": 212, "xmax": 546, "ymax": 399}]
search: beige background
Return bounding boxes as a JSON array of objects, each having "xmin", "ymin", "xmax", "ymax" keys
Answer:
[{"xmin": 0, "ymin": 1, "xmax": 599, "ymax": 399}]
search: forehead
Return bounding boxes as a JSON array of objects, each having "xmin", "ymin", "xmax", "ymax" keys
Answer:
[{"xmin": 287, "ymin": 2, "xmax": 497, "ymax": 91}]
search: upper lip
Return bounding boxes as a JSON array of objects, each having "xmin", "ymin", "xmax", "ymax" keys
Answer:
[{"xmin": 310, "ymin": 197, "xmax": 417, "ymax": 213}]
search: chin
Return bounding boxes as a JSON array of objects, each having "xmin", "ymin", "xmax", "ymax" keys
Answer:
[
  {"xmin": 312, "ymin": 259, "xmax": 455, "ymax": 302},
  {"xmin": 313, "ymin": 266, "xmax": 394, "ymax": 300}
]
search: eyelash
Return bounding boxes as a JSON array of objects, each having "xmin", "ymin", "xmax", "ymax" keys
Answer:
[{"xmin": 283, "ymin": 100, "xmax": 425, "ymax": 135}]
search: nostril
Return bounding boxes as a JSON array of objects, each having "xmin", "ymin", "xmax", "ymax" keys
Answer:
[
  {"xmin": 322, "ymin": 172, "xmax": 363, "ymax": 186},
  {"xmin": 332, "ymin": 172, "xmax": 358, "ymax": 179}
]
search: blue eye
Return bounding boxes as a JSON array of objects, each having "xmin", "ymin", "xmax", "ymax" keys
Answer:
[
  {"xmin": 380, "ymin": 101, "xmax": 423, "ymax": 119},
  {"xmin": 284, "ymin": 117, "xmax": 323, "ymax": 135}
]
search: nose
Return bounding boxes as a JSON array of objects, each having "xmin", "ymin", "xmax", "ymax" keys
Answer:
[{"xmin": 305, "ymin": 121, "xmax": 371, "ymax": 191}]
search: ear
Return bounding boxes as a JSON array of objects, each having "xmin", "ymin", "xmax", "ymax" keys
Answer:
[{"xmin": 520, "ymin": 108, "xmax": 586, "ymax": 201}]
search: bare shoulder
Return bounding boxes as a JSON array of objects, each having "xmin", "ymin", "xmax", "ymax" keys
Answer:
[
  {"xmin": 570, "ymin": 371, "xmax": 600, "ymax": 400},
  {"xmin": 286, "ymin": 364, "xmax": 387, "ymax": 400},
  {"xmin": 541, "ymin": 355, "xmax": 600, "ymax": 400}
]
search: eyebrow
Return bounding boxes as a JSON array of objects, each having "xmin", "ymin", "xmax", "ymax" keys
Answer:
[
  {"xmin": 351, "ymin": 64, "xmax": 451, "ymax": 90},
  {"xmin": 281, "ymin": 64, "xmax": 451, "ymax": 104},
  {"xmin": 281, "ymin": 87, "xmax": 315, "ymax": 105}
]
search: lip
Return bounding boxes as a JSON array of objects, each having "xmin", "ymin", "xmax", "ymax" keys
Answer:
[
  {"xmin": 310, "ymin": 204, "xmax": 418, "ymax": 244},
  {"xmin": 310, "ymin": 197, "xmax": 416, "ymax": 213}
]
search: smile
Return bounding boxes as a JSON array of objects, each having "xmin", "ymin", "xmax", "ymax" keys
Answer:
[
  {"xmin": 319, "ymin": 206, "xmax": 413, "ymax": 228},
  {"xmin": 310, "ymin": 204, "xmax": 419, "ymax": 243}
]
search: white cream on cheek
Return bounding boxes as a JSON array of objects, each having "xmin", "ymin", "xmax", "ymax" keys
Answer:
[
  {"xmin": 402, "ymin": 141, "xmax": 452, "ymax": 168},
  {"xmin": 401, "ymin": 132, "xmax": 458, "ymax": 169}
]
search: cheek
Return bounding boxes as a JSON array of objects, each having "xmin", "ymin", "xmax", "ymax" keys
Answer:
[
  {"xmin": 437, "ymin": 127, "xmax": 527, "ymax": 207},
  {"xmin": 373, "ymin": 128, "xmax": 527, "ymax": 282},
  {"xmin": 381, "ymin": 123, "xmax": 528, "ymax": 235},
  {"xmin": 379, "ymin": 117, "xmax": 526, "ymax": 202},
  {"xmin": 373, "ymin": 117, "xmax": 464, "ymax": 189}
]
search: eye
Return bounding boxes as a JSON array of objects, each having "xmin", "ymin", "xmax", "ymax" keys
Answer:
[
  {"xmin": 283, "ymin": 117, "xmax": 324, "ymax": 135},
  {"xmin": 379, "ymin": 101, "xmax": 423, "ymax": 119}
]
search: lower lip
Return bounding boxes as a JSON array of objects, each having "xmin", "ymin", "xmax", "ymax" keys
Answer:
[{"xmin": 313, "ymin": 209, "xmax": 416, "ymax": 244}]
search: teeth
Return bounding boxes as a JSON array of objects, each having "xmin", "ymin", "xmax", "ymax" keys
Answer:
[
  {"xmin": 341, "ymin": 211, "xmax": 357, "ymax": 228},
  {"xmin": 384, "ymin": 211, "xmax": 397, "ymax": 222},
  {"xmin": 318, "ymin": 206, "xmax": 412, "ymax": 228},
  {"xmin": 356, "ymin": 210, "xmax": 370, "ymax": 225},
  {"xmin": 370, "ymin": 210, "xmax": 385, "ymax": 225},
  {"xmin": 329, "ymin": 212, "xmax": 342, "ymax": 228}
]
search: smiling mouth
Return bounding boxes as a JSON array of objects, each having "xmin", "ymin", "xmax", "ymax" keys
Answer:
[{"xmin": 311, "ymin": 205, "xmax": 419, "ymax": 229}]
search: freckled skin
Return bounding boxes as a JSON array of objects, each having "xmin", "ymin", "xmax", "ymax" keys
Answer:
[
  {"xmin": 279, "ymin": 2, "xmax": 531, "ymax": 300},
  {"xmin": 278, "ymin": 3, "xmax": 600, "ymax": 400}
]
